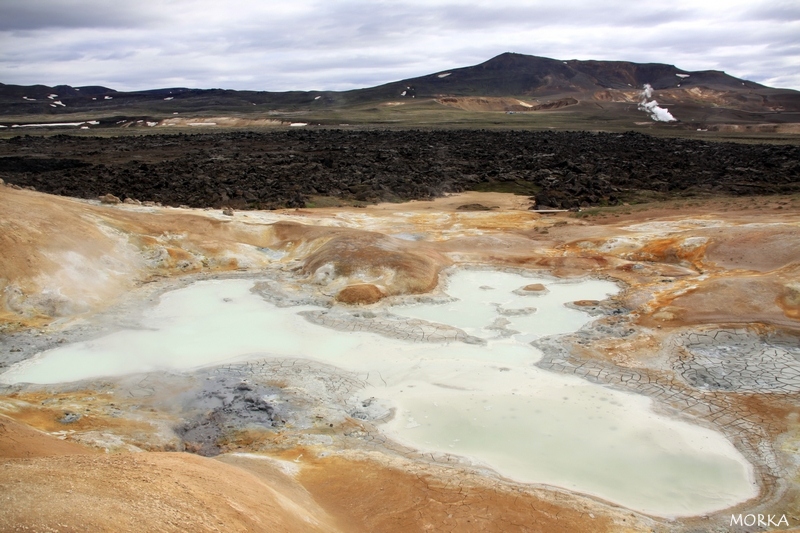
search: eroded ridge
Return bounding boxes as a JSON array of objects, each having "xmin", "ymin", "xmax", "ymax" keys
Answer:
[
  {"xmin": 674, "ymin": 329, "xmax": 800, "ymax": 393},
  {"xmin": 299, "ymin": 309, "xmax": 487, "ymax": 345}
]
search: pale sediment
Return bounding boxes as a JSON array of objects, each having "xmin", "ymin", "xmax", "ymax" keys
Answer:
[
  {"xmin": 534, "ymin": 321, "xmax": 798, "ymax": 518},
  {"xmin": 299, "ymin": 309, "xmax": 486, "ymax": 344}
]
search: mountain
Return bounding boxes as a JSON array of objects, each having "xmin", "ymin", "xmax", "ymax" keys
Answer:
[
  {"xmin": 357, "ymin": 53, "xmax": 797, "ymax": 113},
  {"xmin": 1, "ymin": 53, "xmax": 799, "ymax": 130},
  {"xmin": 361, "ymin": 52, "xmax": 765, "ymax": 97}
]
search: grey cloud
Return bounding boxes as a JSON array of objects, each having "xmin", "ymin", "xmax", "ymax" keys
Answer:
[
  {"xmin": 0, "ymin": 0, "xmax": 158, "ymax": 30},
  {"xmin": 0, "ymin": 0, "xmax": 798, "ymax": 91},
  {"xmin": 740, "ymin": 0, "xmax": 800, "ymax": 22}
]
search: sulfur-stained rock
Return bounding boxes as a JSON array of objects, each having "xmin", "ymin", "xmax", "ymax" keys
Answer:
[
  {"xmin": 515, "ymin": 283, "xmax": 549, "ymax": 296},
  {"xmin": 270, "ymin": 221, "xmax": 450, "ymax": 296},
  {"xmin": 99, "ymin": 193, "xmax": 121, "ymax": 204},
  {"xmin": 336, "ymin": 284, "xmax": 386, "ymax": 305},
  {"xmin": 522, "ymin": 283, "xmax": 546, "ymax": 292}
]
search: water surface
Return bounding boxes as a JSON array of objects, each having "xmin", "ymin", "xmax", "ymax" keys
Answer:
[{"xmin": 1, "ymin": 271, "xmax": 757, "ymax": 516}]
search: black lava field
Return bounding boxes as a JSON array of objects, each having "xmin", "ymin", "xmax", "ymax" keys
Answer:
[{"xmin": 1, "ymin": 130, "xmax": 798, "ymax": 209}]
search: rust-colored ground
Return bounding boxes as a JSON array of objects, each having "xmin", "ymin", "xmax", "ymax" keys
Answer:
[
  {"xmin": 295, "ymin": 454, "xmax": 634, "ymax": 533},
  {"xmin": 1, "ymin": 184, "xmax": 799, "ymax": 531}
]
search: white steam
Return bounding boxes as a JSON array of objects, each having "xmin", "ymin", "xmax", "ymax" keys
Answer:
[{"xmin": 638, "ymin": 83, "xmax": 676, "ymax": 122}]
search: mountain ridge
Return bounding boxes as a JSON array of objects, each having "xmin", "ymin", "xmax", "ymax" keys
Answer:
[{"xmin": 1, "ymin": 52, "xmax": 799, "ymax": 129}]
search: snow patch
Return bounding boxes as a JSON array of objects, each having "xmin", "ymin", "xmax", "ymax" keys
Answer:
[
  {"xmin": 47, "ymin": 94, "xmax": 58, "ymax": 99},
  {"xmin": 314, "ymin": 95, "xmax": 321, "ymax": 100},
  {"xmin": 104, "ymin": 96, "xmax": 113, "ymax": 100},
  {"xmin": 22, "ymin": 96, "xmax": 35, "ymax": 101},
  {"xmin": 289, "ymin": 122, "xmax": 308, "ymax": 127},
  {"xmin": 437, "ymin": 72, "xmax": 451, "ymax": 78},
  {"xmin": 12, "ymin": 122, "xmax": 90, "ymax": 128},
  {"xmin": 676, "ymin": 73, "xmax": 690, "ymax": 78},
  {"xmin": 163, "ymin": 97, "xmax": 173, "ymax": 101}
]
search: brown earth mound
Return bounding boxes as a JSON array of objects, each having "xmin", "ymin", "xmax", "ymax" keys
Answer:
[
  {"xmin": 704, "ymin": 226, "xmax": 800, "ymax": 271},
  {"xmin": 436, "ymin": 96, "xmax": 578, "ymax": 112},
  {"xmin": 297, "ymin": 455, "xmax": 620, "ymax": 533},
  {"xmin": 668, "ymin": 275, "xmax": 800, "ymax": 328},
  {"xmin": 0, "ymin": 452, "xmax": 340, "ymax": 533},
  {"xmin": 521, "ymin": 283, "xmax": 547, "ymax": 292},
  {"xmin": 336, "ymin": 284, "xmax": 386, "ymax": 305},
  {"xmin": 0, "ymin": 186, "xmax": 282, "ymax": 327},
  {"xmin": 0, "ymin": 415, "xmax": 94, "ymax": 458},
  {"xmin": 271, "ymin": 221, "xmax": 450, "ymax": 295},
  {"xmin": 0, "ymin": 413, "xmax": 340, "ymax": 532}
]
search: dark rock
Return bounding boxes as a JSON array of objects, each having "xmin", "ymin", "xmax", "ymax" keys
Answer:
[
  {"xmin": 59, "ymin": 412, "xmax": 82, "ymax": 424},
  {"xmin": 0, "ymin": 130, "xmax": 797, "ymax": 209},
  {"xmin": 456, "ymin": 203, "xmax": 497, "ymax": 211}
]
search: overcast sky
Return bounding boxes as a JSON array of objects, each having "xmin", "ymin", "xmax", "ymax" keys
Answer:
[{"xmin": 2, "ymin": 0, "xmax": 799, "ymax": 92}]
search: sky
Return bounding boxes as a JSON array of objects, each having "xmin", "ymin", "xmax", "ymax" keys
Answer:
[{"xmin": 1, "ymin": 0, "xmax": 799, "ymax": 92}]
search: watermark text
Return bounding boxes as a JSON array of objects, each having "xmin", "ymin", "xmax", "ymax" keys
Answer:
[{"xmin": 730, "ymin": 514, "xmax": 789, "ymax": 527}]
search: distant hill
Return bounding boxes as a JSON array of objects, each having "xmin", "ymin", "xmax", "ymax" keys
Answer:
[
  {"xmin": 361, "ymin": 52, "xmax": 767, "ymax": 97},
  {"xmin": 2, "ymin": 52, "xmax": 799, "ymax": 130},
  {"xmin": 356, "ymin": 53, "xmax": 798, "ymax": 113}
]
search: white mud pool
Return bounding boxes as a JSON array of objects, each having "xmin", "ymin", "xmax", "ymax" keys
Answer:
[{"xmin": 1, "ymin": 270, "xmax": 758, "ymax": 517}]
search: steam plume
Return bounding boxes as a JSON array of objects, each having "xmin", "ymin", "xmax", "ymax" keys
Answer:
[{"xmin": 638, "ymin": 84, "xmax": 676, "ymax": 122}]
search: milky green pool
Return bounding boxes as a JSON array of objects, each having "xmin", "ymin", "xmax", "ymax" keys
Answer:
[{"xmin": 1, "ymin": 270, "xmax": 757, "ymax": 516}]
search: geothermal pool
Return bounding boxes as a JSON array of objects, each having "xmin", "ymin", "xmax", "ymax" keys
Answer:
[{"xmin": 1, "ymin": 270, "xmax": 757, "ymax": 517}]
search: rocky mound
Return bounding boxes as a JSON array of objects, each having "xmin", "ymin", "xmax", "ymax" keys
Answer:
[
  {"xmin": 335, "ymin": 284, "xmax": 386, "ymax": 305},
  {"xmin": 0, "ymin": 452, "xmax": 340, "ymax": 532},
  {"xmin": 0, "ymin": 130, "xmax": 798, "ymax": 209},
  {"xmin": 270, "ymin": 221, "xmax": 449, "ymax": 295}
]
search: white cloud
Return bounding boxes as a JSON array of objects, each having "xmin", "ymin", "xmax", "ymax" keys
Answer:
[{"xmin": 0, "ymin": 0, "xmax": 798, "ymax": 91}]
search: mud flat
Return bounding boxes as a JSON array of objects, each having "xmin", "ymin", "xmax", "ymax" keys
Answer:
[
  {"xmin": 1, "ymin": 185, "xmax": 798, "ymax": 532},
  {"xmin": 1, "ymin": 270, "xmax": 759, "ymax": 517}
]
